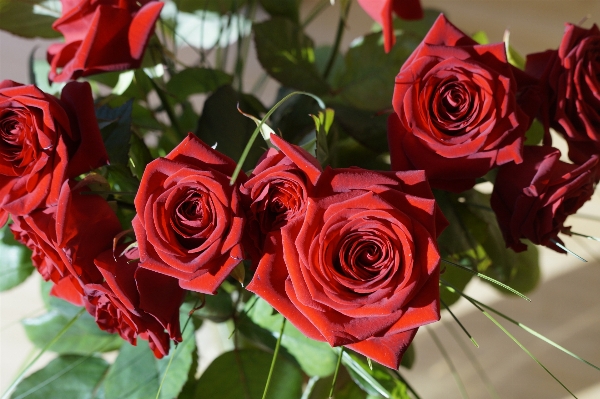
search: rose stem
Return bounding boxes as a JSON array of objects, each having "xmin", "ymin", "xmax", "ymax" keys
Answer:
[
  {"xmin": 261, "ymin": 317, "xmax": 286, "ymax": 399},
  {"xmin": 328, "ymin": 347, "xmax": 344, "ymax": 398}
]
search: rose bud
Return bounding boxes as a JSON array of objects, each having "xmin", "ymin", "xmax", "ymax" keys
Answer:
[
  {"xmin": 388, "ymin": 14, "xmax": 537, "ymax": 192},
  {"xmin": 133, "ymin": 133, "xmax": 246, "ymax": 294},
  {"xmin": 47, "ymin": 0, "xmax": 163, "ymax": 82},
  {"xmin": 248, "ymin": 167, "xmax": 447, "ymax": 369},
  {"xmin": 357, "ymin": 0, "xmax": 424, "ymax": 53},
  {"xmin": 10, "ymin": 179, "xmax": 122, "ymax": 299},
  {"xmin": 239, "ymin": 134, "xmax": 322, "ymax": 267},
  {"xmin": 0, "ymin": 81, "xmax": 108, "ymax": 223},
  {"xmin": 491, "ymin": 145, "xmax": 597, "ymax": 252},
  {"xmin": 526, "ymin": 23, "xmax": 600, "ymax": 165},
  {"xmin": 77, "ymin": 244, "xmax": 185, "ymax": 359}
]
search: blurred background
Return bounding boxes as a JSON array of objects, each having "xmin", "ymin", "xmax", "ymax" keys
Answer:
[{"xmin": 1, "ymin": 1, "xmax": 600, "ymax": 398}]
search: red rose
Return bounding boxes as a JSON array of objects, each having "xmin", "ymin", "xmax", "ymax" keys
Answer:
[
  {"xmin": 47, "ymin": 0, "xmax": 163, "ymax": 82},
  {"xmin": 79, "ymin": 245, "xmax": 184, "ymax": 358},
  {"xmin": 248, "ymin": 167, "xmax": 447, "ymax": 369},
  {"xmin": 239, "ymin": 134, "xmax": 322, "ymax": 266},
  {"xmin": 388, "ymin": 14, "xmax": 534, "ymax": 192},
  {"xmin": 133, "ymin": 133, "xmax": 246, "ymax": 294},
  {"xmin": 0, "ymin": 81, "xmax": 108, "ymax": 223},
  {"xmin": 491, "ymin": 145, "xmax": 597, "ymax": 252},
  {"xmin": 526, "ymin": 24, "xmax": 600, "ymax": 164},
  {"xmin": 10, "ymin": 179, "xmax": 122, "ymax": 299},
  {"xmin": 357, "ymin": 0, "xmax": 423, "ymax": 53}
]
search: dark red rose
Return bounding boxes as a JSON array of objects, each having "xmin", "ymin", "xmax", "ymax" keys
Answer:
[
  {"xmin": 357, "ymin": 0, "xmax": 423, "ymax": 53},
  {"xmin": 78, "ymin": 245, "xmax": 184, "ymax": 358},
  {"xmin": 388, "ymin": 14, "xmax": 535, "ymax": 192},
  {"xmin": 0, "ymin": 81, "xmax": 108, "ymax": 223},
  {"xmin": 239, "ymin": 134, "xmax": 322, "ymax": 266},
  {"xmin": 133, "ymin": 133, "xmax": 246, "ymax": 294},
  {"xmin": 526, "ymin": 24, "xmax": 600, "ymax": 165},
  {"xmin": 248, "ymin": 167, "xmax": 447, "ymax": 369},
  {"xmin": 47, "ymin": 0, "xmax": 163, "ymax": 82},
  {"xmin": 10, "ymin": 179, "xmax": 122, "ymax": 298},
  {"xmin": 491, "ymin": 145, "xmax": 597, "ymax": 252}
]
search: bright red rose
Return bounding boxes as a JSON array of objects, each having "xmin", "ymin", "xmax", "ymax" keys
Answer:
[
  {"xmin": 79, "ymin": 245, "xmax": 185, "ymax": 358},
  {"xmin": 388, "ymin": 14, "xmax": 535, "ymax": 192},
  {"xmin": 526, "ymin": 23, "xmax": 600, "ymax": 165},
  {"xmin": 10, "ymin": 179, "xmax": 122, "ymax": 299},
  {"xmin": 47, "ymin": 0, "xmax": 164, "ymax": 82},
  {"xmin": 133, "ymin": 133, "xmax": 246, "ymax": 294},
  {"xmin": 357, "ymin": 0, "xmax": 423, "ymax": 53},
  {"xmin": 491, "ymin": 146, "xmax": 597, "ymax": 252},
  {"xmin": 248, "ymin": 167, "xmax": 447, "ymax": 369},
  {"xmin": 0, "ymin": 81, "xmax": 108, "ymax": 223},
  {"xmin": 239, "ymin": 134, "xmax": 322, "ymax": 266}
]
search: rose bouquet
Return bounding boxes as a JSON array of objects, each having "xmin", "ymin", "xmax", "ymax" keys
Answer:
[{"xmin": 0, "ymin": 0, "xmax": 599, "ymax": 398}]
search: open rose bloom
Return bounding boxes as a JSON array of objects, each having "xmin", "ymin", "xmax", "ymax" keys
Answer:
[{"xmin": 3, "ymin": 2, "xmax": 600, "ymax": 398}]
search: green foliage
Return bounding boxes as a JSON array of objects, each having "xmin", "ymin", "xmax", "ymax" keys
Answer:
[
  {"xmin": 524, "ymin": 119, "xmax": 544, "ymax": 146},
  {"xmin": 0, "ymin": 0, "xmax": 61, "ymax": 38},
  {"xmin": 193, "ymin": 348, "xmax": 303, "ymax": 399},
  {"xmin": 96, "ymin": 100, "xmax": 133, "ymax": 166},
  {"xmin": 128, "ymin": 132, "xmax": 153, "ymax": 181},
  {"xmin": 10, "ymin": 355, "xmax": 109, "ymax": 399},
  {"xmin": 254, "ymin": 18, "xmax": 328, "ymax": 94},
  {"xmin": 195, "ymin": 85, "xmax": 266, "ymax": 171},
  {"xmin": 190, "ymin": 288, "xmax": 234, "ymax": 323},
  {"xmin": 174, "ymin": 0, "xmax": 247, "ymax": 14},
  {"xmin": 311, "ymin": 108, "xmax": 334, "ymax": 165},
  {"xmin": 166, "ymin": 68, "xmax": 233, "ymax": 101},
  {"xmin": 246, "ymin": 297, "xmax": 339, "ymax": 377},
  {"xmin": 0, "ymin": 223, "xmax": 34, "ymax": 292},
  {"xmin": 102, "ymin": 322, "xmax": 195, "ymax": 399},
  {"xmin": 331, "ymin": 104, "xmax": 389, "ymax": 153},
  {"xmin": 392, "ymin": 9, "xmax": 443, "ymax": 39},
  {"xmin": 332, "ymin": 33, "xmax": 419, "ymax": 112},
  {"xmin": 259, "ymin": 0, "xmax": 301, "ymax": 23},
  {"xmin": 22, "ymin": 309, "xmax": 123, "ymax": 354}
]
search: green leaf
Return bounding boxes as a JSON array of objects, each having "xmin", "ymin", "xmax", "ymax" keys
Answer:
[
  {"xmin": 103, "ymin": 164, "xmax": 140, "ymax": 194},
  {"xmin": 524, "ymin": 119, "xmax": 544, "ymax": 146},
  {"xmin": 341, "ymin": 351, "xmax": 392, "ymax": 398},
  {"xmin": 246, "ymin": 297, "xmax": 339, "ymax": 377},
  {"xmin": 0, "ymin": 223, "xmax": 34, "ymax": 292},
  {"xmin": 10, "ymin": 355, "xmax": 108, "ymax": 399},
  {"xmin": 0, "ymin": 0, "xmax": 61, "ymax": 39},
  {"xmin": 253, "ymin": 18, "xmax": 329, "ymax": 94},
  {"xmin": 166, "ymin": 68, "xmax": 233, "ymax": 101},
  {"xmin": 471, "ymin": 31, "xmax": 490, "ymax": 45},
  {"xmin": 310, "ymin": 108, "xmax": 334, "ymax": 165},
  {"xmin": 195, "ymin": 85, "xmax": 265, "ymax": 171},
  {"xmin": 333, "ymin": 32, "xmax": 419, "ymax": 112},
  {"xmin": 174, "ymin": 0, "xmax": 246, "ymax": 14},
  {"xmin": 190, "ymin": 287, "xmax": 234, "ymax": 323},
  {"xmin": 194, "ymin": 348, "xmax": 303, "ymax": 399},
  {"xmin": 96, "ymin": 100, "xmax": 133, "ymax": 166},
  {"xmin": 391, "ymin": 9, "xmax": 442, "ymax": 39},
  {"xmin": 128, "ymin": 132, "xmax": 153, "ymax": 181},
  {"xmin": 331, "ymin": 104, "xmax": 389, "ymax": 153},
  {"xmin": 156, "ymin": 321, "xmax": 197, "ymax": 399},
  {"xmin": 503, "ymin": 30, "xmax": 525, "ymax": 70},
  {"xmin": 22, "ymin": 310, "xmax": 123, "ymax": 354},
  {"xmin": 331, "ymin": 135, "xmax": 389, "ymax": 170},
  {"xmin": 259, "ymin": 0, "xmax": 300, "ymax": 23}
]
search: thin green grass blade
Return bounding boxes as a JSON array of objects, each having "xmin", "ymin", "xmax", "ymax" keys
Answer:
[
  {"xmin": 441, "ymin": 298, "xmax": 479, "ymax": 348},
  {"xmin": 341, "ymin": 351, "xmax": 390, "ymax": 398},
  {"xmin": 442, "ymin": 259, "xmax": 531, "ymax": 301},
  {"xmin": 392, "ymin": 370, "xmax": 422, "ymax": 399},
  {"xmin": 427, "ymin": 327, "xmax": 470, "ymax": 399},
  {"xmin": 444, "ymin": 323, "xmax": 500, "ymax": 399},
  {"xmin": 1, "ymin": 308, "xmax": 85, "ymax": 399},
  {"xmin": 440, "ymin": 280, "xmax": 578, "ymax": 398},
  {"xmin": 230, "ymin": 91, "xmax": 325, "ymax": 184},
  {"xmin": 261, "ymin": 317, "xmax": 286, "ymax": 399},
  {"xmin": 458, "ymin": 291, "xmax": 600, "ymax": 373},
  {"xmin": 328, "ymin": 347, "xmax": 344, "ymax": 398}
]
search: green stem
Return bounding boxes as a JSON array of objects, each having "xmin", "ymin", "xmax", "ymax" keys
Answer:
[
  {"xmin": 261, "ymin": 318, "xmax": 287, "ymax": 399},
  {"xmin": 230, "ymin": 91, "xmax": 325, "ymax": 184},
  {"xmin": 428, "ymin": 327, "xmax": 470, "ymax": 399},
  {"xmin": 1, "ymin": 308, "xmax": 85, "ymax": 399},
  {"xmin": 147, "ymin": 77, "xmax": 184, "ymax": 139},
  {"xmin": 392, "ymin": 370, "xmax": 421, "ymax": 399},
  {"xmin": 323, "ymin": 1, "xmax": 351, "ymax": 80},
  {"xmin": 301, "ymin": 0, "xmax": 331, "ymax": 28},
  {"xmin": 328, "ymin": 347, "xmax": 344, "ymax": 398}
]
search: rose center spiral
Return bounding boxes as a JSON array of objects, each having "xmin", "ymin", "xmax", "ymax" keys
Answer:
[
  {"xmin": 171, "ymin": 190, "xmax": 211, "ymax": 247},
  {"xmin": 335, "ymin": 232, "xmax": 393, "ymax": 282},
  {"xmin": 430, "ymin": 79, "xmax": 477, "ymax": 135}
]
